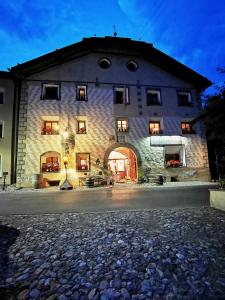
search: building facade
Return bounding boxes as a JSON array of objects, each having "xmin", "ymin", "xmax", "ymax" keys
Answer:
[{"xmin": 1, "ymin": 37, "xmax": 211, "ymax": 187}]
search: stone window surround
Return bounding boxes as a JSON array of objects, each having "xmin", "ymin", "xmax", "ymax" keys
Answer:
[
  {"xmin": 177, "ymin": 90, "xmax": 193, "ymax": 106},
  {"xmin": 0, "ymin": 88, "xmax": 5, "ymax": 104},
  {"xmin": 113, "ymin": 86, "xmax": 130, "ymax": 105},
  {"xmin": 0, "ymin": 120, "xmax": 4, "ymax": 138},
  {"xmin": 41, "ymin": 83, "xmax": 60, "ymax": 100},
  {"xmin": 76, "ymin": 85, "xmax": 88, "ymax": 101},
  {"xmin": 146, "ymin": 88, "xmax": 162, "ymax": 106}
]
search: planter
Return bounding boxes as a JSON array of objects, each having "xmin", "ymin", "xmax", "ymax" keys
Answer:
[{"xmin": 210, "ymin": 189, "xmax": 225, "ymax": 212}]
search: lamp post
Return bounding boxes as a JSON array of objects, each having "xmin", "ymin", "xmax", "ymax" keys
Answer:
[
  {"xmin": 60, "ymin": 128, "xmax": 73, "ymax": 190},
  {"xmin": 63, "ymin": 156, "xmax": 69, "ymax": 180}
]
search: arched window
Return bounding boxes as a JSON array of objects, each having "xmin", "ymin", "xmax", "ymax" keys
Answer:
[
  {"xmin": 98, "ymin": 57, "xmax": 111, "ymax": 69},
  {"xmin": 126, "ymin": 60, "xmax": 138, "ymax": 72},
  {"xmin": 41, "ymin": 151, "xmax": 60, "ymax": 173}
]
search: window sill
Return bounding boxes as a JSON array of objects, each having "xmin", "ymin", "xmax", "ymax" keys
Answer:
[
  {"xmin": 41, "ymin": 171, "xmax": 61, "ymax": 173},
  {"xmin": 76, "ymin": 99, "xmax": 88, "ymax": 101},
  {"xmin": 77, "ymin": 133, "xmax": 87, "ymax": 135},
  {"xmin": 41, "ymin": 98, "xmax": 60, "ymax": 101}
]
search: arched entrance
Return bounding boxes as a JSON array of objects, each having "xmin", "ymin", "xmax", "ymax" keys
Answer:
[{"xmin": 107, "ymin": 146, "xmax": 138, "ymax": 182}]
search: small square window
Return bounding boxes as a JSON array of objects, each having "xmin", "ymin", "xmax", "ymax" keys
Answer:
[
  {"xmin": 117, "ymin": 135, "xmax": 126, "ymax": 143},
  {"xmin": 147, "ymin": 89, "xmax": 161, "ymax": 105},
  {"xmin": 0, "ymin": 91, "xmax": 4, "ymax": 104},
  {"xmin": 114, "ymin": 87, "xmax": 129, "ymax": 104},
  {"xmin": 0, "ymin": 122, "xmax": 4, "ymax": 138},
  {"xmin": 177, "ymin": 91, "xmax": 192, "ymax": 106},
  {"xmin": 42, "ymin": 84, "xmax": 60, "ymax": 100},
  {"xmin": 76, "ymin": 153, "xmax": 90, "ymax": 171},
  {"xmin": 181, "ymin": 122, "xmax": 195, "ymax": 134},
  {"xmin": 76, "ymin": 85, "xmax": 87, "ymax": 101},
  {"xmin": 117, "ymin": 119, "xmax": 128, "ymax": 132},
  {"xmin": 77, "ymin": 120, "xmax": 87, "ymax": 134},
  {"xmin": 149, "ymin": 121, "xmax": 161, "ymax": 135},
  {"xmin": 42, "ymin": 121, "xmax": 59, "ymax": 135}
]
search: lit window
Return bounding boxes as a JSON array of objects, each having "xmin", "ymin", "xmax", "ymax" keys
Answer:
[
  {"xmin": 0, "ymin": 121, "xmax": 4, "ymax": 138},
  {"xmin": 181, "ymin": 122, "xmax": 195, "ymax": 134},
  {"xmin": 177, "ymin": 91, "xmax": 192, "ymax": 106},
  {"xmin": 147, "ymin": 89, "xmax": 161, "ymax": 105},
  {"xmin": 76, "ymin": 153, "xmax": 90, "ymax": 171},
  {"xmin": 126, "ymin": 60, "xmax": 138, "ymax": 72},
  {"xmin": 149, "ymin": 121, "xmax": 161, "ymax": 135},
  {"xmin": 77, "ymin": 120, "xmax": 87, "ymax": 134},
  {"xmin": 117, "ymin": 119, "xmax": 128, "ymax": 132},
  {"xmin": 76, "ymin": 85, "xmax": 87, "ymax": 101},
  {"xmin": 41, "ymin": 151, "xmax": 60, "ymax": 173},
  {"xmin": 98, "ymin": 58, "xmax": 111, "ymax": 69},
  {"xmin": 114, "ymin": 87, "xmax": 129, "ymax": 104},
  {"xmin": 42, "ymin": 84, "xmax": 60, "ymax": 100},
  {"xmin": 165, "ymin": 145, "xmax": 186, "ymax": 168},
  {"xmin": 42, "ymin": 121, "xmax": 59, "ymax": 135},
  {"xmin": 0, "ymin": 89, "xmax": 4, "ymax": 104}
]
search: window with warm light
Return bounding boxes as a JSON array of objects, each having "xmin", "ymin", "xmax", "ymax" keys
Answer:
[
  {"xmin": 146, "ymin": 89, "xmax": 161, "ymax": 106},
  {"xmin": 117, "ymin": 119, "xmax": 128, "ymax": 132},
  {"xmin": 77, "ymin": 120, "xmax": 87, "ymax": 134},
  {"xmin": 76, "ymin": 153, "xmax": 90, "ymax": 171},
  {"xmin": 149, "ymin": 121, "xmax": 161, "ymax": 135},
  {"xmin": 42, "ymin": 84, "xmax": 60, "ymax": 100},
  {"xmin": 177, "ymin": 91, "xmax": 192, "ymax": 106},
  {"xmin": 76, "ymin": 85, "xmax": 87, "ymax": 101},
  {"xmin": 181, "ymin": 122, "xmax": 195, "ymax": 134},
  {"xmin": 41, "ymin": 151, "xmax": 60, "ymax": 173},
  {"xmin": 114, "ymin": 87, "xmax": 130, "ymax": 104},
  {"xmin": 42, "ymin": 121, "xmax": 59, "ymax": 135}
]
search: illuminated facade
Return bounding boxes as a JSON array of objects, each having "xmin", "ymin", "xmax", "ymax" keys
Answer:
[{"xmin": 1, "ymin": 37, "xmax": 211, "ymax": 186}]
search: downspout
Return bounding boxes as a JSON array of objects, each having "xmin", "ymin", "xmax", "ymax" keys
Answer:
[{"xmin": 11, "ymin": 77, "xmax": 22, "ymax": 184}]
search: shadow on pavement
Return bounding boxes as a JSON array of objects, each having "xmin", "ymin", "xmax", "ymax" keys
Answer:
[{"xmin": 0, "ymin": 224, "xmax": 20, "ymax": 299}]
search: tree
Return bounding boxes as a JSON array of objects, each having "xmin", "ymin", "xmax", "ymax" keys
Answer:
[{"xmin": 194, "ymin": 68, "xmax": 225, "ymax": 179}]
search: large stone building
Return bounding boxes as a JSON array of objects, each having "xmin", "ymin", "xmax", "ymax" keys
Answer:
[{"xmin": 0, "ymin": 37, "xmax": 211, "ymax": 187}]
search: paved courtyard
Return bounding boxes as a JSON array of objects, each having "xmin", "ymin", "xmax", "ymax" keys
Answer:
[{"xmin": 0, "ymin": 207, "xmax": 225, "ymax": 299}]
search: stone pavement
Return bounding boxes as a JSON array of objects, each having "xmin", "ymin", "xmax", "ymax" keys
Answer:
[{"xmin": 0, "ymin": 207, "xmax": 225, "ymax": 299}]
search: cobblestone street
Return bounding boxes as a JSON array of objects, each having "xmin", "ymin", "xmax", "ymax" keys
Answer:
[{"xmin": 0, "ymin": 207, "xmax": 225, "ymax": 299}]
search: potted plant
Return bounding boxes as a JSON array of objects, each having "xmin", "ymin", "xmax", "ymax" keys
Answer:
[{"xmin": 209, "ymin": 178, "xmax": 225, "ymax": 211}]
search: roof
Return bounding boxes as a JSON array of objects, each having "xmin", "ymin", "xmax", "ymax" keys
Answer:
[
  {"xmin": 0, "ymin": 70, "xmax": 13, "ymax": 79},
  {"xmin": 10, "ymin": 36, "xmax": 211, "ymax": 89}
]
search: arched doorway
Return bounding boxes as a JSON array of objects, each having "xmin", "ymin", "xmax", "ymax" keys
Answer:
[{"xmin": 107, "ymin": 147, "xmax": 138, "ymax": 182}]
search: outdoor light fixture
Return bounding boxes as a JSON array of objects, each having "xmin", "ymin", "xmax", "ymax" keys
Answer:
[
  {"xmin": 63, "ymin": 130, "xmax": 69, "ymax": 139},
  {"xmin": 60, "ymin": 156, "xmax": 73, "ymax": 190},
  {"xmin": 96, "ymin": 158, "xmax": 101, "ymax": 165}
]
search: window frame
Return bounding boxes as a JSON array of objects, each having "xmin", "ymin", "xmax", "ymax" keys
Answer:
[
  {"xmin": 76, "ymin": 153, "xmax": 90, "ymax": 172},
  {"xmin": 0, "ymin": 153, "xmax": 2, "ymax": 177},
  {"xmin": 181, "ymin": 122, "xmax": 195, "ymax": 134},
  {"xmin": 0, "ymin": 121, "xmax": 4, "ymax": 138},
  {"xmin": 41, "ymin": 83, "xmax": 60, "ymax": 100},
  {"xmin": 146, "ymin": 88, "xmax": 161, "ymax": 106},
  {"xmin": 126, "ymin": 60, "xmax": 138, "ymax": 72},
  {"xmin": 113, "ymin": 87, "xmax": 130, "ymax": 105},
  {"xmin": 76, "ymin": 85, "xmax": 88, "ymax": 101},
  {"xmin": 40, "ymin": 151, "xmax": 61, "ymax": 173},
  {"xmin": 98, "ymin": 57, "xmax": 111, "ymax": 69},
  {"xmin": 42, "ymin": 120, "xmax": 59, "ymax": 135},
  {"xmin": 149, "ymin": 121, "xmax": 162, "ymax": 135},
  {"xmin": 116, "ymin": 118, "xmax": 128, "ymax": 132},
  {"xmin": 0, "ymin": 88, "xmax": 5, "ymax": 104},
  {"xmin": 77, "ymin": 120, "xmax": 87, "ymax": 134},
  {"xmin": 177, "ymin": 90, "xmax": 193, "ymax": 107}
]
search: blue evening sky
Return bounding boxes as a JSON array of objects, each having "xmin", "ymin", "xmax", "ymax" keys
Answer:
[{"xmin": 0, "ymin": 0, "xmax": 225, "ymax": 93}]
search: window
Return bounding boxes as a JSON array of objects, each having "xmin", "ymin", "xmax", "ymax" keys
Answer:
[
  {"xmin": 0, "ymin": 154, "xmax": 2, "ymax": 177},
  {"xmin": 0, "ymin": 121, "xmax": 4, "ymax": 138},
  {"xmin": 42, "ymin": 121, "xmax": 59, "ymax": 135},
  {"xmin": 117, "ymin": 119, "xmax": 128, "ymax": 132},
  {"xmin": 41, "ymin": 151, "xmax": 60, "ymax": 172},
  {"xmin": 42, "ymin": 84, "xmax": 60, "ymax": 100},
  {"xmin": 165, "ymin": 145, "xmax": 186, "ymax": 168},
  {"xmin": 114, "ymin": 87, "xmax": 129, "ymax": 104},
  {"xmin": 126, "ymin": 60, "xmax": 138, "ymax": 72},
  {"xmin": 98, "ymin": 58, "xmax": 111, "ymax": 69},
  {"xmin": 181, "ymin": 122, "xmax": 195, "ymax": 134},
  {"xmin": 0, "ymin": 89, "xmax": 4, "ymax": 104},
  {"xmin": 76, "ymin": 153, "xmax": 90, "ymax": 171},
  {"xmin": 177, "ymin": 91, "xmax": 192, "ymax": 106},
  {"xmin": 76, "ymin": 85, "xmax": 87, "ymax": 101},
  {"xmin": 147, "ymin": 89, "xmax": 161, "ymax": 105},
  {"xmin": 117, "ymin": 135, "xmax": 126, "ymax": 143},
  {"xmin": 77, "ymin": 120, "xmax": 87, "ymax": 134},
  {"xmin": 149, "ymin": 121, "xmax": 161, "ymax": 135}
]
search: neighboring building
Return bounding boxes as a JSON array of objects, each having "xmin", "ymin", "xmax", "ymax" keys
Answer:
[
  {"xmin": 1, "ymin": 37, "xmax": 211, "ymax": 187},
  {"xmin": 0, "ymin": 71, "xmax": 15, "ymax": 185}
]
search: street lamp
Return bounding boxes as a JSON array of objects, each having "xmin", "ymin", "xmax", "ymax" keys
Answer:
[{"xmin": 60, "ymin": 156, "xmax": 73, "ymax": 190}]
